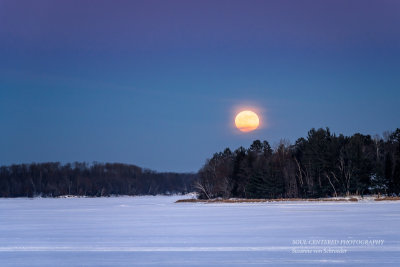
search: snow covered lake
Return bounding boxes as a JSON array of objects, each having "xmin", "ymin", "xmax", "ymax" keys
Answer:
[{"xmin": 1, "ymin": 195, "xmax": 400, "ymax": 266}]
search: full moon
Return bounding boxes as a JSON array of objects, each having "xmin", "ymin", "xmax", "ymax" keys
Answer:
[{"xmin": 235, "ymin": 110, "xmax": 260, "ymax": 132}]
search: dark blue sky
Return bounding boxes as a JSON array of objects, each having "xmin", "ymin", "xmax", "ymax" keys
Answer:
[{"xmin": 1, "ymin": 0, "xmax": 399, "ymax": 172}]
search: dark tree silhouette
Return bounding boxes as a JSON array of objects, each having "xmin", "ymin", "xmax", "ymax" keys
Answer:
[
  {"xmin": 0, "ymin": 162, "xmax": 196, "ymax": 197},
  {"xmin": 196, "ymin": 128, "xmax": 400, "ymax": 199}
]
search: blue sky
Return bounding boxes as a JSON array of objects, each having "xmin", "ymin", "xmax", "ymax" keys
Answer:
[{"xmin": 1, "ymin": 0, "xmax": 399, "ymax": 172}]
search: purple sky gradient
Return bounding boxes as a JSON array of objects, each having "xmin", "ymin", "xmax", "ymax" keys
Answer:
[{"xmin": 1, "ymin": 0, "xmax": 399, "ymax": 171}]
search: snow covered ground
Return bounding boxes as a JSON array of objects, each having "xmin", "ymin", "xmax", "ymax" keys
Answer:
[{"xmin": 1, "ymin": 195, "xmax": 400, "ymax": 266}]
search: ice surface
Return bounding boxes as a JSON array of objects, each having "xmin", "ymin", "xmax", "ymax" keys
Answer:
[{"xmin": 1, "ymin": 195, "xmax": 400, "ymax": 266}]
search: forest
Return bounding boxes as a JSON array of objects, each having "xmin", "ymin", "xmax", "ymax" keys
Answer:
[
  {"xmin": 1, "ymin": 128, "xmax": 399, "ymax": 199},
  {"xmin": 0, "ymin": 162, "xmax": 196, "ymax": 197},
  {"xmin": 196, "ymin": 128, "xmax": 400, "ymax": 199}
]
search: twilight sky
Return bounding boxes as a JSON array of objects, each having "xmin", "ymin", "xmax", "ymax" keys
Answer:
[{"xmin": 1, "ymin": 0, "xmax": 399, "ymax": 172}]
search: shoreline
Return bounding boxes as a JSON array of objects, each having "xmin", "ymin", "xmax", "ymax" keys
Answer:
[{"xmin": 176, "ymin": 196, "xmax": 400, "ymax": 203}]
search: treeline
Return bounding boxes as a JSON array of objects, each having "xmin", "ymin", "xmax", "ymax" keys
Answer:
[
  {"xmin": 196, "ymin": 128, "xmax": 400, "ymax": 199},
  {"xmin": 0, "ymin": 162, "xmax": 197, "ymax": 197}
]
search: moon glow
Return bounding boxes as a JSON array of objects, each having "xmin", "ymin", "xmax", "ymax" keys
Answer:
[{"xmin": 235, "ymin": 110, "xmax": 260, "ymax": 132}]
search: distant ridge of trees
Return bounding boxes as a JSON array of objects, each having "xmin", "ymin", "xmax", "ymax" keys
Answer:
[
  {"xmin": 196, "ymin": 128, "xmax": 400, "ymax": 199},
  {"xmin": 2, "ymin": 128, "xmax": 400, "ymax": 199},
  {"xmin": 0, "ymin": 162, "xmax": 197, "ymax": 197}
]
